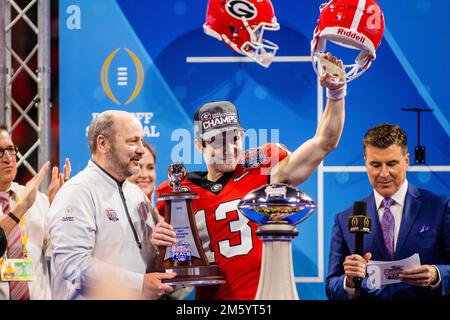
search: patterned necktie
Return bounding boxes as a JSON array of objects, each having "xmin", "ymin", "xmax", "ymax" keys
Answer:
[
  {"xmin": 0, "ymin": 192, "xmax": 30, "ymax": 300},
  {"xmin": 381, "ymin": 197, "xmax": 395, "ymax": 259}
]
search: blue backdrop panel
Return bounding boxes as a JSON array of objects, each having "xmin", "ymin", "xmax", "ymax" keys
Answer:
[{"xmin": 59, "ymin": 0, "xmax": 450, "ymax": 299}]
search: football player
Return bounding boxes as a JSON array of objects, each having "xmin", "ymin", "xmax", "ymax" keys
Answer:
[{"xmin": 153, "ymin": 53, "xmax": 346, "ymax": 300}]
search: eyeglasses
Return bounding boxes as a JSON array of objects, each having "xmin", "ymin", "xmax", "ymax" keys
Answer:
[{"xmin": 0, "ymin": 145, "xmax": 18, "ymax": 158}]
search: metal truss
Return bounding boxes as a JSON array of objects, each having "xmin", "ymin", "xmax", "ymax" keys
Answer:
[{"xmin": 0, "ymin": 0, "xmax": 51, "ymax": 189}]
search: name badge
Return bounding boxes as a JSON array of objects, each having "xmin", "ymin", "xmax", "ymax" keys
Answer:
[{"xmin": 0, "ymin": 258, "xmax": 35, "ymax": 281}]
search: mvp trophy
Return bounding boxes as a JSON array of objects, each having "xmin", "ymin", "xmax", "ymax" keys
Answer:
[
  {"xmin": 156, "ymin": 163, "xmax": 225, "ymax": 286},
  {"xmin": 238, "ymin": 184, "xmax": 316, "ymax": 300}
]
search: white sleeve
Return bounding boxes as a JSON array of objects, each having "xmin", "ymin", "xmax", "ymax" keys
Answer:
[
  {"xmin": 167, "ymin": 286, "xmax": 194, "ymax": 300},
  {"xmin": 343, "ymin": 275, "xmax": 356, "ymax": 299},
  {"xmin": 430, "ymin": 265, "xmax": 442, "ymax": 289},
  {"xmin": 38, "ymin": 192, "xmax": 52, "ymax": 259},
  {"xmin": 48, "ymin": 184, "xmax": 144, "ymax": 293}
]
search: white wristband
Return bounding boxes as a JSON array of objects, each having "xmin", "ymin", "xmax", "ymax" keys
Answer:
[{"xmin": 327, "ymin": 85, "xmax": 347, "ymax": 101}]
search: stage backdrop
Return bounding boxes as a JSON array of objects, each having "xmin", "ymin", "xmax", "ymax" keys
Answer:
[{"xmin": 59, "ymin": 0, "xmax": 450, "ymax": 299}]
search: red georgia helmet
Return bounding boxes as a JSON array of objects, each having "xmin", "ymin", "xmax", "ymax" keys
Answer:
[
  {"xmin": 204, "ymin": 0, "xmax": 280, "ymax": 68},
  {"xmin": 311, "ymin": 0, "xmax": 385, "ymax": 82}
]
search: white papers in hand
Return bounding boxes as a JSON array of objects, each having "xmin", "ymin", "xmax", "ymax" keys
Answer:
[{"xmin": 366, "ymin": 253, "xmax": 421, "ymax": 289}]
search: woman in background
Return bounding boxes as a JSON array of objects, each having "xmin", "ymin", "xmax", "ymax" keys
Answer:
[{"xmin": 128, "ymin": 141, "xmax": 156, "ymax": 202}]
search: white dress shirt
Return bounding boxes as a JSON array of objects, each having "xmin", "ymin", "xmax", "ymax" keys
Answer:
[
  {"xmin": 373, "ymin": 179, "xmax": 409, "ymax": 250},
  {"xmin": 48, "ymin": 160, "xmax": 154, "ymax": 300},
  {"xmin": 0, "ymin": 182, "xmax": 52, "ymax": 300}
]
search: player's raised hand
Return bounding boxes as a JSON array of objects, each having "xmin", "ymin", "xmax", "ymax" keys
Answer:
[{"xmin": 319, "ymin": 52, "xmax": 346, "ymax": 90}]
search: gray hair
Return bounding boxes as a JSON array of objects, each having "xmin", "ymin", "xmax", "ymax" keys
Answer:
[{"xmin": 87, "ymin": 112, "xmax": 116, "ymax": 154}]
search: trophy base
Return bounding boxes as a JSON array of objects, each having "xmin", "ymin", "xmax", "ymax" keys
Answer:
[
  {"xmin": 160, "ymin": 265, "xmax": 225, "ymax": 287},
  {"xmin": 256, "ymin": 222, "xmax": 299, "ymax": 241},
  {"xmin": 255, "ymin": 233, "xmax": 299, "ymax": 300}
]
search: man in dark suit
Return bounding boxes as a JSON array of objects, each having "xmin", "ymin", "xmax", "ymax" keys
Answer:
[{"xmin": 326, "ymin": 123, "xmax": 450, "ymax": 299}]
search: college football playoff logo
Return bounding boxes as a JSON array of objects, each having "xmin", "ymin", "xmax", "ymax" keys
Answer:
[
  {"xmin": 100, "ymin": 48, "xmax": 144, "ymax": 106},
  {"xmin": 226, "ymin": 0, "xmax": 257, "ymax": 20}
]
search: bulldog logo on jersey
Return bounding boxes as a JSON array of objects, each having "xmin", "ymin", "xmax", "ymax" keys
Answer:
[
  {"xmin": 211, "ymin": 184, "xmax": 223, "ymax": 192},
  {"xmin": 105, "ymin": 208, "xmax": 119, "ymax": 222}
]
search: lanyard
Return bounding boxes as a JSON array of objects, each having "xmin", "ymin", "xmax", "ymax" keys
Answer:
[
  {"xmin": 3, "ymin": 193, "xmax": 29, "ymax": 258},
  {"xmin": 91, "ymin": 160, "xmax": 143, "ymax": 250},
  {"xmin": 118, "ymin": 185, "xmax": 142, "ymax": 250},
  {"xmin": 16, "ymin": 196, "xmax": 29, "ymax": 257}
]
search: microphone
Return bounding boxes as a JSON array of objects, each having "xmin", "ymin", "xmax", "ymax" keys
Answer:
[{"xmin": 348, "ymin": 201, "xmax": 371, "ymax": 298}]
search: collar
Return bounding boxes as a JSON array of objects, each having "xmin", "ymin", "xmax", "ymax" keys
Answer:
[
  {"xmin": 0, "ymin": 182, "xmax": 19, "ymax": 201},
  {"xmin": 374, "ymin": 179, "xmax": 408, "ymax": 209},
  {"xmin": 89, "ymin": 159, "xmax": 126, "ymax": 189},
  {"xmin": 187, "ymin": 170, "xmax": 235, "ymax": 195}
]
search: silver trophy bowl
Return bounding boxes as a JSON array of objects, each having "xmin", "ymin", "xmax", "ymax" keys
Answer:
[{"xmin": 238, "ymin": 184, "xmax": 317, "ymax": 225}]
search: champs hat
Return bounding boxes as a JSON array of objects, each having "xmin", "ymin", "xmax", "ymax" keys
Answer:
[{"xmin": 194, "ymin": 101, "xmax": 243, "ymax": 140}]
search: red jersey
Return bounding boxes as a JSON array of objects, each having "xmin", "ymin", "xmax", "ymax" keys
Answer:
[{"xmin": 156, "ymin": 143, "xmax": 290, "ymax": 300}]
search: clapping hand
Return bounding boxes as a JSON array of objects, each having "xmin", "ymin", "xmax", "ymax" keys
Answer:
[{"xmin": 47, "ymin": 158, "xmax": 72, "ymax": 204}]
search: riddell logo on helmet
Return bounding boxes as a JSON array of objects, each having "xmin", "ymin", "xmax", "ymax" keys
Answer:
[{"xmin": 337, "ymin": 28, "xmax": 366, "ymax": 44}]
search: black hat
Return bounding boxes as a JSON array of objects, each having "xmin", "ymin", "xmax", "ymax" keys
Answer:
[{"xmin": 193, "ymin": 101, "xmax": 242, "ymax": 140}]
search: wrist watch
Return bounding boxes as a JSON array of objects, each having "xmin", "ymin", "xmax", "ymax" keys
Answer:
[{"xmin": 8, "ymin": 211, "xmax": 20, "ymax": 224}]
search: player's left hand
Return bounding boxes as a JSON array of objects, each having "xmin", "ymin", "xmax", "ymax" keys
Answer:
[
  {"xmin": 399, "ymin": 265, "xmax": 439, "ymax": 287},
  {"xmin": 319, "ymin": 52, "xmax": 346, "ymax": 90}
]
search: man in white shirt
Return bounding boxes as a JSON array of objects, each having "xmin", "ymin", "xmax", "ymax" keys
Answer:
[
  {"xmin": 0, "ymin": 125, "xmax": 68, "ymax": 300},
  {"xmin": 48, "ymin": 110, "xmax": 176, "ymax": 300},
  {"xmin": 326, "ymin": 123, "xmax": 450, "ymax": 299}
]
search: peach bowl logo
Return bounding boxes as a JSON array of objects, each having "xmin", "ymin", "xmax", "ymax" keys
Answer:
[
  {"xmin": 100, "ymin": 48, "xmax": 144, "ymax": 106},
  {"xmin": 105, "ymin": 208, "xmax": 119, "ymax": 222}
]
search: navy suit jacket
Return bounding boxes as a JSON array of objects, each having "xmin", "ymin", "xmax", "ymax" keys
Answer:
[{"xmin": 326, "ymin": 184, "xmax": 450, "ymax": 299}]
